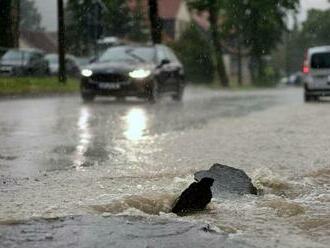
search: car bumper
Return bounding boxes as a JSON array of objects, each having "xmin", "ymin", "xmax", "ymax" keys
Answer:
[
  {"xmin": 81, "ymin": 77, "xmax": 152, "ymax": 97},
  {"xmin": 305, "ymin": 84, "xmax": 330, "ymax": 96}
]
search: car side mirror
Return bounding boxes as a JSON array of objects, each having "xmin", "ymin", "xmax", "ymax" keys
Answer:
[
  {"xmin": 161, "ymin": 59, "xmax": 170, "ymax": 65},
  {"xmin": 158, "ymin": 59, "xmax": 170, "ymax": 68}
]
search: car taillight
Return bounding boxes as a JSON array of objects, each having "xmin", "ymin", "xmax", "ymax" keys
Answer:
[
  {"xmin": 303, "ymin": 65, "xmax": 309, "ymax": 74},
  {"xmin": 303, "ymin": 50, "xmax": 309, "ymax": 74}
]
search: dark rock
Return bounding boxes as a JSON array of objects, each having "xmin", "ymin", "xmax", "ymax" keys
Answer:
[
  {"xmin": 195, "ymin": 164, "xmax": 258, "ymax": 198},
  {"xmin": 172, "ymin": 177, "xmax": 214, "ymax": 214}
]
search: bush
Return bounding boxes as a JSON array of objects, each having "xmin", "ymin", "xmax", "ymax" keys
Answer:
[
  {"xmin": 171, "ymin": 24, "xmax": 215, "ymax": 84},
  {"xmin": 0, "ymin": 77, "xmax": 79, "ymax": 95}
]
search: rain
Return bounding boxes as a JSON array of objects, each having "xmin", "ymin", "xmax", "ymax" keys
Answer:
[{"xmin": 0, "ymin": 0, "xmax": 330, "ymax": 247}]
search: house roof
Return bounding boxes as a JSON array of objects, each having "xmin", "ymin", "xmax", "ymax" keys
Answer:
[
  {"xmin": 20, "ymin": 30, "xmax": 58, "ymax": 53},
  {"xmin": 128, "ymin": 0, "xmax": 182, "ymax": 19},
  {"xmin": 159, "ymin": 0, "xmax": 182, "ymax": 19}
]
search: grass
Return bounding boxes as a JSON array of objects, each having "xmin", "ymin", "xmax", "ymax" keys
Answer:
[{"xmin": 0, "ymin": 77, "xmax": 80, "ymax": 96}]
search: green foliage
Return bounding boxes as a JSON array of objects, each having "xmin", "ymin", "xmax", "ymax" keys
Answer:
[
  {"xmin": 0, "ymin": 77, "xmax": 79, "ymax": 96},
  {"xmin": 66, "ymin": 0, "xmax": 149, "ymax": 55},
  {"xmin": 273, "ymin": 8, "xmax": 330, "ymax": 76},
  {"xmin": 66, "ymin": 0, "xmax": 95, "ymax": 56},
  {"xmin": 300, "ymin": 9, "xmax": 330, "ymax": 47},
  {"xmin": 126, "ymin": 0, "xmax": 149, "ymax": 42},
  {"xmin": 103, "ymin": 0, "xmax": 133, "ymax": 38},
  {"xmin": 20, "ymin": 0, "xmax": 43, "ymax": 31},
  {"xmin": 171, "ymin": 24, "xmax": 214, "ymax": 84},
  {"xmin": 186, "ymin": 0, "xmax": 229, "ymax": 87},
  {"xmin": 223, "ymin": 0, "xmax": 299, "ymax": 85}
]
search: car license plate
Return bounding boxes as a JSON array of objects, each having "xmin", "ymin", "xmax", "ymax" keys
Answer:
[{"xmin": 99, "ymin": 83, "xmax": 121, "ymax": 90}]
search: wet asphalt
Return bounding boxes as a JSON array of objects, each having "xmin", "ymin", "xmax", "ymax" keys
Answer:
[
  {"xmin": 4, "ymin": 86, "xmax": 329, "ymax": 248},
  {"xmin": 0, "ymin": 86, "xmax": 299, "ymax": 178}
]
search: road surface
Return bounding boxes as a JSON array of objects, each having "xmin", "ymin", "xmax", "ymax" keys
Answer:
[{"xmin": 0, "ymin": 87, "xmax": 329, "ymax": 247}]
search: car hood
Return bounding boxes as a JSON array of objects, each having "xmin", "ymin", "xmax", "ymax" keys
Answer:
[{"xmin": 86, "ymin": 61, "xmax": 155, "ymax": 74}]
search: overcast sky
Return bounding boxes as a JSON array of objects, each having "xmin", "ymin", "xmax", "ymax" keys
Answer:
[{"xmin": 33, "ymin": 0, "xmax": 330, "ymax": 31}]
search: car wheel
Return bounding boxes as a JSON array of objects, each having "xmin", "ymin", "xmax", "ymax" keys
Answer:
[
  {"xmin": 304, "ymin": 91, "xmax": 317, "ymax": 102},
  {"xmin": 81, "ymin": 91, "xmax": 95, "ymax": 102},
  {"xmin": 147, "ymin": 81, "xmax": 159, "ymax": 103},
  {"xmin": 172, "ymin": 81, "xmax": 184, "ymax": 101}
]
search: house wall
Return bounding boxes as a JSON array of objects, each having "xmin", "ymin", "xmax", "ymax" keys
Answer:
[
  {"xmin": 175, "ymin": 1, "xmax": 191, "ymax": 40},
  {"xmin": 19, "ymin": 39, "xmax": 31, "ymax": 50}
]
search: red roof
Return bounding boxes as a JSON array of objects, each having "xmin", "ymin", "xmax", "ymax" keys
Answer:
[
  {"xmin": 20, "ymin": 30, "xmax": 58, "ymax": 53},
  {"xmin": 128, "ymin": 0, "xmax": 182, "ymax": 19},
  {"xmin": 159, "ymin": 0, "xmax": 182, "ymax": 19}
]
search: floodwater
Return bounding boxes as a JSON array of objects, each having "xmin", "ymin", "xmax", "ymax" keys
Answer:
[{"xmin": 0, "ymin": 87, "xmax": 329, "ymax": 247}]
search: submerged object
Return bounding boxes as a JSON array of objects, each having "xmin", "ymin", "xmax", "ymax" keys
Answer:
[
  {"xmin": 195, "ymin": 163, "xmax": 258, "ymax": 198},
  {"xmin": 172, "ymin": 177, "xmax": 214, "ymax": 214}
]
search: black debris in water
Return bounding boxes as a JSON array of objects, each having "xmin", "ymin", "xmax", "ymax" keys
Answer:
[
  {"xmin": 172, "ymin": 177, "xmax": 214, "ymax": 214},
  {"xmin": 195, "ymin": 164, "xmax": 258, "ymax": 198}
]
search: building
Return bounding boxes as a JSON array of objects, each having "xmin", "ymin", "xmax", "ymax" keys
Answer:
[
  {"xmin": 19, "ymin": 30, "xmax": 58, "ymax": 53},
  {"xmin": 128, "ymin": 0, "xmax": 191, "ymax": 41}
]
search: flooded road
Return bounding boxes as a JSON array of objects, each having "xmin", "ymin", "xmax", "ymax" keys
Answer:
[{"xmin": 0, "ymin": 87, "xmax": 329, "ymax": 247}]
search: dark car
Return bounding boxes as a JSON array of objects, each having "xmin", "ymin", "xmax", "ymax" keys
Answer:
[
  {"xmin": 0, "ymin": 48, "xmax": 49, "ymax": 76},
  {"xmin": 45, "ymin": 54, "xmax": 81, "ymax": 77},
  {"xmin": 80, "ymin": 45, "xmax": 185, "ymax": 102}
]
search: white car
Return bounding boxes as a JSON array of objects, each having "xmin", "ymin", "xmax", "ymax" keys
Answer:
[{"xmin": 303, "ymin": 46, "xmax": 330, "ymax": 102}]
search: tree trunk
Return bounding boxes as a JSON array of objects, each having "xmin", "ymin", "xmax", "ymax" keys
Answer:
[
  {"xmin": 237, "ymin": 40, "xmax": 242, "ymax": 86},
  {"xmin": 208, "ymin": 1, "xmax": 229, "ymax": 87},
  {"xmin": 57, "ymin": 0, "xmax": 67, "ymax": 83},
  {"xmin": 148, "ymin": 0, "xmax": 162, "ymax": 44},
  {"xmin": 0, "ymin": 0, "xmax": 19, "ymax": 48}
]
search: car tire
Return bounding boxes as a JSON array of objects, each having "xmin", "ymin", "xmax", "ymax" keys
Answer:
[
  {"xmin": 304, "ymin": 91, "xmax": 318, "ymax": 102},
  {"xmin": 147, "ymin": 81, "xmax": 158, "ymax": 103},
  {"xmin": 172, "ymin": 81, "xmax": 184, "ymax": 101},
  {"xmin": 81, "ymin": 91, "xmax": 95, "ymax": 102}
]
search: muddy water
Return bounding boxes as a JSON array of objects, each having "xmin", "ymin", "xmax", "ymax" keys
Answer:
[{"xmin": 0, "ymin": 88, "xmax": 329, "ymax": 247}]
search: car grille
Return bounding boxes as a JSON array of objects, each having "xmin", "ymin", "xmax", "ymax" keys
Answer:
[{"xmin": 91, "ymin": 73, "xmax": 128, "ymax": 83}]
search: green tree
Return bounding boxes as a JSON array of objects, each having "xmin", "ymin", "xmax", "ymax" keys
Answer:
[
  {"xmin": 66, "ymin": 0, "xmax": 92, "ymax": 56},
  {"xmin": 273, "ymin": 9, "xmax": 330, "ymax": 78},
  {"xmin": 103, "ymin": 0, "xmax": 133, "ymax": 38},
  {"xmin": 224, "ymin": 0, "xmax": 299, "ymax": 84},
  {"xmin": 299, "ymin": 9, "xmax": 330, "ymax": 47},
  {"xmin": 171, "ymin": 24, "xmax": 215, "ymax": 83},
  {"xmin": 186, "ymin": 0, "xmax": 229, "ymax": 87},
  {"xmin": 127, "ymin": 0, "xmax": 149, "ymax": 42},
  {"xmin": 20, "ymin": 0, "xmax": 43, "ymax": 31}
]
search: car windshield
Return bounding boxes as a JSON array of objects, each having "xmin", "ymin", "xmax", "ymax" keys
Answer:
[
  {"xmin": 2, "ymin": 50, "xmax": 31, "ymax": 62},
  {"xmin": 98, "ymin": 47, "xmax": 155, "ymax": 63},
  {"xmin": 311, "ymin": 52, "xmax": 330, "ymax": 69}
]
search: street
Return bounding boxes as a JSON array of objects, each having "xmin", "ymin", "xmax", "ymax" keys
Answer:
[{"xmin": 0, "ymin": 87, "xmax": 329, "ymax": 247}]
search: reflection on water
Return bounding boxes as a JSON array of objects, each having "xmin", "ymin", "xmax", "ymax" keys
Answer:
[
  {"xmin": 73, "ymin": 106, "xmax": 92, "ymax": 170},
  {"xmin": 123, "ymin": 108, "xmax": 148, "ymax": 141}
]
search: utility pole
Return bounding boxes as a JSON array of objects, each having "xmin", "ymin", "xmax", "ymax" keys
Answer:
[
  {"xmin": 148, "ymin": 0, "xmax": 162, "ymax": 44},
  {"xmin": 57, "ymin": 0, "xmax": 66, "ymax": 83}
]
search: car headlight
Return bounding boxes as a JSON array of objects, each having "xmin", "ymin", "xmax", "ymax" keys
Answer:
[
  {"xmin": 81, "ymin": 69, "xmax": 93, "ymax": 77},
  {"xmin": 129, "ymin": 69, "xmax": 151, "ymax": 79}
]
